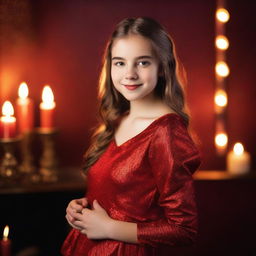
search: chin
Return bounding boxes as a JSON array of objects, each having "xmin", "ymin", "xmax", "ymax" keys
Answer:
[
  {"xmin": 124, "ymin": 95, "xmax": 147, "ymax": 102},
  {"xmin": 122, "ymin": 96, "xmax": 137, "ymax": 102}
]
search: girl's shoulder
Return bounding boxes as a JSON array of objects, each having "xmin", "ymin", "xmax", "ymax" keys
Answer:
[
  {"xmin": 117, "ymin": 109, "xmax": 180, "ymax": 132},
  {"xmin": 114, "ymin": 110, "xmax": 180, "ymax": 147},
  {"xmin": 149, "ymin": 113, "xmax": 201, "ymax": 167},
  {"xmin": 149, "ymin": 111, "xmax": 186, "ymax": 138}
]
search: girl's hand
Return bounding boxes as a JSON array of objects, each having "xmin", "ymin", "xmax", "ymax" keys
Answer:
[
  {"xmin": 72, "ymin": 199, "xmax": 113, "ymax": 240},
  {"xmin": 66, "ymin": 197, "xmax": 88, "ymax": 230}
]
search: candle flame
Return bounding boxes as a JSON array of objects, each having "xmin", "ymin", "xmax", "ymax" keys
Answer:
[
  {"xmin": 42, "ymin": 85, "xmax": 54, "ymax": 103},
  {"xmin": 18, "ymin": 82, "xmax": 29, "ymax": 99},
  {"xmin": 3, "ymin": 225, "xmax": 9, "ymax": 240},
  {"xmin": 41, "ymin": 85, "xmax": 55, "ymax": 109},
  {"xmin": 215, "ymin": 133, "xmax": 228, "ymax": 147},
  {"xmin": 233, "ymin": 142, "xmax": 244, "ymax": 155},
  {"xmin": 2, "ymin": 101, "xmax": 14, "ymax": 116}
]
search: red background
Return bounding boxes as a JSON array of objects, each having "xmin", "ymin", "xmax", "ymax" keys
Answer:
[{"xmin": 0, "ymin": 0, "xmax": 255, "ymax": 170}]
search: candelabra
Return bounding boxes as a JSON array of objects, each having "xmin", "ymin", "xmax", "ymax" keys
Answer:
[
  {"xmin": 0, "ymin": 137, "xmax": 21, "ymax": 185},
  {"xmin": 37, "ymin": 128, "xmax": 59, "ymax": 182},
  {"xmin": 19, "ymin": 131, "xmax": 40, "ymax": 183}
]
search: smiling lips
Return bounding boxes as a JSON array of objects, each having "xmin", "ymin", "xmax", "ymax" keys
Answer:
[{"xmin": 123, "ymin": 84, "xmax": 142, "ymax": 90}]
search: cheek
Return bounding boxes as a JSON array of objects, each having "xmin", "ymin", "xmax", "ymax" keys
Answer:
[
  {"xmin": 111, "ymin": 67, "xmax": 121, "ymax": 84},
  {"xmin": 111, "ymin": 68, "xmax": 121, "ymax": 92},
  {"xmin": 143, "ymin": 69, "xmax": 159, "ymax": 86}
]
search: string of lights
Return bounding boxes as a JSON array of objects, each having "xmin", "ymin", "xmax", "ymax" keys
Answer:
[{"xmin": 214, "ymin": 0, "xmax": 230, "ymax": 155}]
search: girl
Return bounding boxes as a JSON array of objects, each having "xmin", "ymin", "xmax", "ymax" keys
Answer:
[{"xmin": 61, "ymin": 17, "xmax": 201, "ymax": 256}]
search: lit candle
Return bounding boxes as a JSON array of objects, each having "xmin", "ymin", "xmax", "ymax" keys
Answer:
[
  {"xmin": 0, "ymin": 101, "xmax": 16, "ymax": 139},
  {"xmin": 40, "ymin": 85, "xmax": 56, "ymax": 129},
  {"xmin": 16, "ymin": 82, "xmax": 34, "ymax": 133},
  {"xmin": 227, "ymin": 142, "xmax": 251, "ymax": 175},
  {"xmin": 0, "ymin": 225, "xmax": 11, "ymax": 256}
]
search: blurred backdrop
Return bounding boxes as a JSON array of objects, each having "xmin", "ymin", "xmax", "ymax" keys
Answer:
[
  {"xmin": 1, "ymin": 0, "xmax": 255, "ymax": 170},
  {"xmin": 1, "ymin": 0, "xmax": 256, "ymax": 255}
]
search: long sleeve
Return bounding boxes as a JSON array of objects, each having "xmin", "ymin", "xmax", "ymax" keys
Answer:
[{"xmin": 137, "ymin": 118, "xmax": 201, "ymax": 248}]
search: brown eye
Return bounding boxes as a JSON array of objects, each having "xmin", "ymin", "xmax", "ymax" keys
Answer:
[
  {"xmin": 138, "ymin": 61, "xmax": 150, "ymax": 66},
  {"xmin": 114, "ymin": 61, "xmax": 125, "ymax": 66}
]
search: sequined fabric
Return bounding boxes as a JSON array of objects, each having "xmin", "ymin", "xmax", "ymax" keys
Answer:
[{"xmin": 61, "ymin": 113, "xmax": 201, "ymax": 256}]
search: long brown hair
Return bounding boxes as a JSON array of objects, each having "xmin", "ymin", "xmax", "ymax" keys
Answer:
[{"xmin": 82, "ymin": 17, "xmax": 190, "ymax": 174}]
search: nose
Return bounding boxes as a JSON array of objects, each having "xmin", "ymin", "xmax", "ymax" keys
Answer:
[{"xmin": 125, "ymin": 65, "xmax": 138, "ymax": 80}]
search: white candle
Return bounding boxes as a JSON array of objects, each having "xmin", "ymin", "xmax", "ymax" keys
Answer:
[{"xmin": 227, "ymin": 143, "xmax": 251, "ymax": 175}]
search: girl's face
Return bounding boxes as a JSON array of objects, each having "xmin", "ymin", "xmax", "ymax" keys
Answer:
[{"xmin": 111, "ymin": 34, "xmax": 160, "ymax": 102}]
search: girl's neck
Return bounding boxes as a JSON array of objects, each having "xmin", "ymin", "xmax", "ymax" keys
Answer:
[{"xmin": 127, "ymin": 96, "xmax": 172, "ymax": 119}]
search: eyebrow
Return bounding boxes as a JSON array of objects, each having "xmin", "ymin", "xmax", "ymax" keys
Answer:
[{"xmin": 111, "ymin": 56, "xmax": 153, "ymax": 61}]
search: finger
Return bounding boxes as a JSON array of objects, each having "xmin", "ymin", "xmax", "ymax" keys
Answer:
[
  {"xmin": 66, "ymin": 214, "xmax": 76, "ymax": 227},
  {"xmin": 66, "ymin": 207, "xmax": 79, "ymax": 218},
  {"xmin": 76, "ymin": 198, "xmax": 88, "ymax": 208},
  {"xmin": 70, "ymin": 201, "xmax": 84, "ymax": 212},
  {"xmin": 66, "ymin": 211, "xmax": 82, "ymax": 224},
  {"xmin": 81, "ymin": 197, "xmax": 88, "ymax": 207},
  {"xmin": 81, "ymin": 208, "xmax": 90, "ymax": 215},
  {"xmin": 66, "ymin": 213, "xmax": 75, "ymax": 223},
  {"xmin": 70, "ymin": 208, "xmax": 90, "ymax": 221},
  {"xmin": 66, "ymin": 208, "xmax": 85, "ymax": 223},
  {"xmin": 73, "ymin": 220, "xmax": 85, "ymax": 229},
  {"xmin": 66, "ymin": 215, "xmax": 82, "ymax": 230},
  {"xmin": 93, "ymin": 199, "xmax": 102, "ymax": 210},
  {"xmin": 66, "ymin": 214, "xmax": 75, "ymax": 225}
]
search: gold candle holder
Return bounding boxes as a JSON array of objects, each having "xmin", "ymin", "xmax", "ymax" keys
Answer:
[
  {"xmin": 0, "ymin": 137, "xmax": 21, "ymax": 183},
  {"xmin": 37, "ymin": 128, "xmax": 59, "ymax": 182},
  {"xmin": 19, "ymin": 131, "xmax": 40, "ymax": 183},
  {"xmin": 19, "ymin": 131, "xmax": 36, "ymax": 173}
]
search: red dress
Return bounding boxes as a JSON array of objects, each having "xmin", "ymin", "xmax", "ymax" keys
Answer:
[{"xmin": 61, "ymin": 113, "xmax": 201, "ymax": 255}]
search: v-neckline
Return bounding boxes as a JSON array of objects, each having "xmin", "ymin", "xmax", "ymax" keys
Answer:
[{"xmin": 113, "ymin": 112, "xmax": 180, "ymax": 148}]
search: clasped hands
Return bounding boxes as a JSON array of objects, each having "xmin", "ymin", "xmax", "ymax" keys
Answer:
[{"xmin": 66, "ymin": 197, "xmax": 113, "ymax": 240}]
